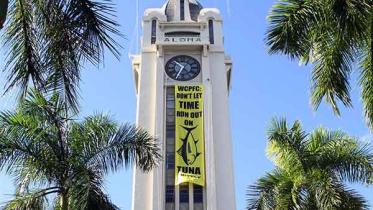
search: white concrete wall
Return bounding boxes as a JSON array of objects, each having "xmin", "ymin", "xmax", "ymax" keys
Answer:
[
  {"xmin": 132, "ymin": 50, "xmax": 158, "ymax": 210},
  {"xmin": 132, "ymin": 2, "xmax": 236, "ymax": 210},
  {"xmin": 209, "ymin": 52, "xmax": 236, "ymax": 210}
]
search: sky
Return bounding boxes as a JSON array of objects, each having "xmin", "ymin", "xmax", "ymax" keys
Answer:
[{"xmin": 0, "ymin": 0, "xmax": 372, "ymax": 209}]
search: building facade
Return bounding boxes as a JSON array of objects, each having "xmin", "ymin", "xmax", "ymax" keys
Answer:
[{"xmin": 131, "ymin": 1, "xmax": 236, "ymax": 209}]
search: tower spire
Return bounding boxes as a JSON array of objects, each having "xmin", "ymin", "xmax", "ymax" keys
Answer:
[{"xmin": 164, "ymin": 0, "xmax": 203, "ymax": 22}]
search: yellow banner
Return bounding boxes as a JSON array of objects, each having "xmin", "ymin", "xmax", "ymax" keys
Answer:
[{"xmin": 175, "ymin": 85, "xmax": 205, "ymax": 186}]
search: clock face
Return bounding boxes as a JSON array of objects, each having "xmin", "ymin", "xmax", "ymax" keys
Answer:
[{"xmin": 165, "ymin": 55, "xmax": 201, "ymax": 81}]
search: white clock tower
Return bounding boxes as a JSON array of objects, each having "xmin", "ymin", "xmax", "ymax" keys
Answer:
[{"xmin": 131, "ymin": 0, "xmax": 236, "ymax": 210}]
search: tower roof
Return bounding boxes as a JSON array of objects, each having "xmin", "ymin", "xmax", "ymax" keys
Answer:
[{"xmin": 163, "ymin": 0, "xmax": 203, "ymax": 22}]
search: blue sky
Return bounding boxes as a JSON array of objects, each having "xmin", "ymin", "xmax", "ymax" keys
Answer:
[{"xmin": 0, "ymin": 0, "xmax": 372, "ymax": 209}]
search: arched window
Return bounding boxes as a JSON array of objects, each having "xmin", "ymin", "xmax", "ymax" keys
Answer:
[
  {"xmin": 151, "ymin": 19, "xmax": 157, "ymax": 44},
  {"xmin": 180, "ymin": 0, "xmax": 185, "ymax": 21},
  {"xmin": 208, "ymin": 19, "xmax": 214, "ymax": 44}
]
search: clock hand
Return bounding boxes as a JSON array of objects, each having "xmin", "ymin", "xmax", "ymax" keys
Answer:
[
  {"xmin": 173, "ymin": 61, "xmax": 187, "ymax": 79},
  {"xmin": 173, "ymin": 61, "xmax": 184, "ymax": 68},
  {"xmin": 176, "ymin": 65, "xmax": 185, "ymax": 79}
]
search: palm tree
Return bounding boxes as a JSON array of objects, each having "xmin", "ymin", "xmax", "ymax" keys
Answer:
[
  {"xmin": 247, "ymin": 118, "xmax": 373, "ymax": 210},
  {"xmin": 0, "ymin": 0, "xmax": 8, "ymax": 29},
  {"xmin": 1, "ymin": 0, "xmax": 121, "ymax": 111},
  {"xmin": 0, "ymin": 89, "xmax": 161, "ymax": 210},
  {"xmin": 266, "ymin": 0, "xmax": 373, "ymax": 128}
]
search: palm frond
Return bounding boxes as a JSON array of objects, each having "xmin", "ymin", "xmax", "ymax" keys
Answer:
[
  {"xmin": 0, "ymin": 89, "xmax": 153, "ymax": 209},
  {"xmin": 70, "ymin": 114, "xmax": 161, "ymax": 173},
  {"xmin": 68, "ymin": 167, "xmax": 119, "ymax": 210},
  {"xmin": 2, "ymin": 0, "xmax": 122, "ymax": 112},
  {"xmin": 0, "ymin": 90, "xmax": 70, "ymax": 181},
  {"xmin": 247, "ymin": 171, "xmax": 278, "ymax": 210},
  {"xmin": 0, "ymin": 0, "xmax": 9, "ymax": 29},
  {"xmin": 20, "ymin": 89, "xmax": 69, "ymax": 122},
  {"xmin": 337, "ymin": 186, "xmax": 369, "ymax": 210},
  {"xmin": 249, "ymin": 118, "xmax": 373, "ymax": 209},
  {"xmin": 311, "ymin": 176, "xmax": 369, "ymax": 210},
  {"xmin": 85, "ymin": 189, "xmax": 120, "ymax": 210},
  {"xmin": 328, "ymin": 0, "xmax": 371, "ymax": 44},
  {"xmin": 66, "ymin": 0, "xmax": 122, "ymax": 63},
  {"xmin": 359, "ymin": 26, "xmax": 373, "ymax": 129},
  {"xmin": 266, "ymin": 118, "xmax": 308, "ymax": 173},
  {"xmin": 266, "ymin": 0, "xmax": 318, "ymax": 59},
  {"xmin": 2, "ymin": 0, "xmax": 44, "ymax": 98},
  {"xmin": 41, "ymin": 0, "xmax": 121, "ymax": 111},
  {"xmin": 307, "ymin": 128, "xmax": 372, "ymax": 185},
  {"xmin": 266, "ymin": 0, "xmax": 372, "ymax": 121},
  {"xmin": 247, "ymin": 169, "xmax": 300, "ymax": 210},
  {"xmin": 13, "ymin": 162, "xmax": 51, "ymax": 194},
  {"xmin": 0, "ymin": 112, "xmax": 47, "ymax": 173},
  {"xmin": 310, "ymin": 33, "xmax": 354, "ymax": 115},
  {"xmin": 0, "ymin": 123, "xmax": 62, "ymax": 183},
  {"xmin": 41, "ymin": 0, "xmax": 82, "ymax": 113},
  {"xmin": 312, "ymin": 174, "xmax": 343, "ymax": 209},
  {"xmin": 1, "ymin": 188, "xmax": 54, "ymax": 210},
  {"xmin": 316, "ymin": 133, "xmax": 373, "ymax": 184}
]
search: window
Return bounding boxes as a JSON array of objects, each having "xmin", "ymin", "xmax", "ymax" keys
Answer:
[
  {"xmin": 166, "ymin": 87, "xmax": 176, "ymax": 209},
  {"xmin": 194, "ymin": 185, "xmax": 204, "ymax": 210},
  {"xmin": 167, "ymin": 100, "xmax": 175, "ymax": 109},
  {"xmin": 165, "ymin": 31, "xmax": 200, "ymax": 37},
  {"xmin": 166, "ymin": 186, "xmax": 175, "ymax": 203},
  {"xmin": 208, "ymin": 19, "xmax": 214, "ymax": 44},
  {"xmin": 180, "ymin": 184, "xmax": 189, "ymax": 202},
  {"xmin": 166, "ymin": 185, "xmax": 175, "ymax": 210},
  {"xmin": 166, "ymin": 153, "xmax": 175, "ymax": 169},
  {"xmin": 151, "ymin": 19, "xmax": 157, "ymax": 44},
  {"xmin": 193, "ymin": 185, "xmax": 203, "ymax": 203},
  {"xmin": 166, "ymin": 129, "xmax": 175, "ymax": 138},
  {"xmin": 180, "ymin": 185, "xmax": 189, "ymax": 210},
  {"xmin": 180, "ymin": 0, "xmax": 185, "ymax": 21}
]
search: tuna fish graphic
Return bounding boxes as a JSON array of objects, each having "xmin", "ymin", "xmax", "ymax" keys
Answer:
[{"xmin": 177, "ymin": 125, "xmax": 201, "ymax": 165}]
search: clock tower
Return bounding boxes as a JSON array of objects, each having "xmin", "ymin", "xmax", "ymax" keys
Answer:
[{"xmin": 131, "ymin": 0, "xmax": 236, "ymax": 210}]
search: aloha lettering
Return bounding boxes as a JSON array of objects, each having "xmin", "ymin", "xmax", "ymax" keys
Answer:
[{"xmin": 164, "ymin": 37, "xmax": 202, "ymax": 43}]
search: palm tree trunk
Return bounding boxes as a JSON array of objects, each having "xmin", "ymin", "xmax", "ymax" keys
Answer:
[{"xmin": 61, "ymin": 192, "xmax": 69, "ymax": 210}]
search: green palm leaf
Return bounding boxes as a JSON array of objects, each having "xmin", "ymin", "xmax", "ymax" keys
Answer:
[
  {"xmin": 0, "ymin": 89, "xmax": 161, "ymax": 210},
  {"xmin": 266, "ymin": 0, "xmax": 318, "ymax": 60},
  {"xmin": 266, "ymin": 0, "xmax": 373, "ymax": 126},
  {"xmin": 248, "ymin": 118, "xmax": 373, "ymax": 210},
  {"xmin": 360, "ymin": 27, "xmax": 373, "ymax": 129},
  {"xmin": 0, "ymin": 0, "xmax": 8, "ymax": 28},
  {"xmin": 310, "ymin": 34, "xmax": 354, "ymax": 115},
  {"xmin": 2, "ymin": 190, "xmax": 48, "ymax": 210},
  {"xmin": 2, "ymin": 0, "xmax": 122, "ymax": 112},
  {"xmin": 3, "ymin": 0, "xmax": 44, "ymax": 97}
]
